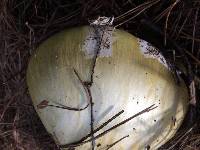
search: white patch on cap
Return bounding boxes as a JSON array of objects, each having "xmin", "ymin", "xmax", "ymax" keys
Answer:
[
  {"xmin": 83, "ymin": 26, "xmax": 114, "ymax": 58},
  {"xmin": 89, "ymin": 16, "xmax": 114, "ymax": 26},
  {"xmin": 138, "ymin": 39, "xmax": 170, "ymax": 69}
]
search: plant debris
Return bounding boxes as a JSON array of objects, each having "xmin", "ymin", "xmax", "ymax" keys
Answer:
[{"xmin": 1, "ymin": 0, "xmax": 200, "ymax": 149}]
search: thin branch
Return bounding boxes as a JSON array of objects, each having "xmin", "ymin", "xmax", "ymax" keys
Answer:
[
  {"xmin": 176, "ymin": 10, "xmax": 192, "ymax": 39},
  {"xmin": 37, "ymin": 99, "xmax": 89, "ymax": 111},
  {"xmin": 115, "ymin": 0, "xmax": 159, "ymax": 21},
  {"xmin": 79, "ymin": 110, "xmax": 124, "ymax": 142},
  {"xmin": 73, "ymin": 69, "xmax": 90, "ymax": 103},
  {"xmin": 164, "ymin": 0, "xmax": 180, "ymax": 46},
  {"xmin": 87, "ymin": 25, "xmax": 109, "ymax": 149},
  {"xmin": 60, "ymin": 104, "xmax": 157, "ymax": 148},
  {"xmin": 59, "ymin": 110, "xmax": 124, "ymax": 148},
  {"xmin": 192, "ymin": 8, "xmax": 199, "ymax": 54},
  {"xmin": 115, "ymin": 0, "xmax": 160, "ymax": 28},
  {"xmin": 87, "ymin": 84, "xmax": 95, "ymax": 149},
  {"xmin": 37, "ymin": 69, "xmax": 94, "ymax": 111},
  {"xmin": 153, "ymin": 6, "xmax": 171, "ymax": 22},
  {"xmin": 168, "ymin": 126, "xmax": 194, "ymax": 150},
  {"xmin": 184, "ymin": 49, "xmax": 200, "ymax": 65},
  {"xmin": 89, "ymin": 26, "xmax": 105, "ymax": 85},
  {"xmin": 106, "ymin": 135, "xmax": 129, "ymax": 150},
  {"xmin": 44, "ymin": 104, "xmax": 89, "ymax": 111}
]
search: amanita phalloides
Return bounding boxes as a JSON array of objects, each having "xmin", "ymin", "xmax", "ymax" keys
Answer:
[{"xmin": 27, "ymin": 17, "xmax": 188, "ymax": 150}]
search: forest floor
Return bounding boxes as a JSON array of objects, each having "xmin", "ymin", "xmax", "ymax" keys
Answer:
[{"xmin": 0, "ymin": 0, "xmax": 200, "ymax": 149}]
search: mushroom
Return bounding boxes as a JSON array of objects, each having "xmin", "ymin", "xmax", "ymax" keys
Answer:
[{"xmin": 26, "ymin": 26, "xmax": 188, "ymax": 149}]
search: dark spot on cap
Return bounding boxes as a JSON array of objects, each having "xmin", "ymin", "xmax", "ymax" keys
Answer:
[
  {"xmin": 154, "ymin": 120, "xmax": 156, "ymax": 122},
  {"xmin": 97, "ymin": 143, "xmax": 101, "ymax": 147},
  {"xmin": 137, "ymin": 101, "xmax": 139, "ymax": 104},
  {"xmin": 172, "ymin": 116, "xmax": 176, "ymax": 126}
]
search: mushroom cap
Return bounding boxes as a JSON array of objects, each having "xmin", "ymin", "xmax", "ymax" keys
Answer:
[{"xmin": 27, "ymin": 26, "xmax": 188, "ymax": 150}]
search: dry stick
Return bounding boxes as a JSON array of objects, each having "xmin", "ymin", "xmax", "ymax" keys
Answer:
[
  {"xmin": 192, "ymin": 8, "xmax": 199, "ymax": 54},
  {"xmin": 170, "ymin": 10, "xmax": 182, "ymax": 38},
  {"xmin": 59, "ymin": 110, "xmax": 124, "ymax": 148},
  {"xmin": 37, "ymin": 69, "xmax": 91, "ymax": 111},
  {"xmin": 61, "ymin": 104, "xmax": 157, "ymax": 148},
  {"xmin": 73, "ymin": 26, "xmax": 109, "ymax": 149},
  {"xmin": 89, "ymin": 26, "xmax": 105, "ymax": 85},
  {"xmin": 25, "ymin": 21, "xmax": 34, "ymax": 54},
  {"xmin": 87, "ymin": 85, "xmax": 95, "ymax": 150},
  {"xmin": 0, "ymin": 49, "xmax": 24, "ymax": 84},
  {"xmin": 115, "ymin": 0, "xmax": 160, "ymax": 28},
  {"xmin": 153, "ymin": 6, "xmax": 171, "ymax": 23},
  {"xmin": 184, "ymin": 49, "xmax": 200, "ymax": 65},
  {"xmin": 0, "ymin": 92, "xmax": 21, "ymax": 122},
  {"xmin": 168, "ymin": 126, "xmax": 194, "ymax": 150},
  {"xmin": 53, "ymin": 8, "xmax": 81, "ymax": 25},
  {"xmin": 87, "ymin": 26, "xmax": 107, "ymax": 150},
  {"xmin": 115, "ymin": 0, "xmax": 159, "ymax": 21},
  {"xmin": 73, "ymin": 69, "xmax": 90, "ymax": 103},
  {"xmin": 37, "ymin": 99, "xmax": 89, "ymax": 111},
  {"xmin": 176, "ymin": 10, "xmax": 192, "ymax": 39},
  {"xmin": 106, "ymin": 135, "xmax": 129, "ymax": 150},
  {"xmin": 42, "ymin": 8, "xmax": 58, "ymax": 34},
  {"xmin": 79, "ymin": 110, "xmax": 124, "ymax": 142},
  {"xmin": 164, "ymin": 0, "xmax": 180, "ymax": 46},
  {"xmin": 74, "ymin": 70, "xmax": 95, "ymax": 150},
  {"xmin": 180, "ymin": 35, "xmax": 200, "ymax": 43},
  {"xmin": 41, "ymin": 103, "xmax": 89, "ymax": 111}
]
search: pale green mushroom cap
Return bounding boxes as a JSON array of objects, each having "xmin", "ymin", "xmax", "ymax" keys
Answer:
[{"xmin": 27, "ymin": 26, "xmax": 188, "ymax": 150}]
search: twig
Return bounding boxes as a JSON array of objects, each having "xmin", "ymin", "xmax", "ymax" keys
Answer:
[
  {"xmin": 60, "ymin": 104, "xmax": 157, "ymax": 148},
  {"xmin": 37, "ymin": 69, "xmax": 95, "ymax": 111},
  {"xmin": 73, "ymin": 69, "xmax": 90, "ymax": 103},
  {"xmin": 115, "ymin": 0, "xmax": 159, "ymax": 21},
  {"xmin": 164, "ymin": 0, "xmax": 180, "ymax": 46},
  {"xmin": 78, "ymin": 110, "xmax": 124, "ymax": 142},
  {"xmin": 176, "ymin": 10, "xmax": 192, "ymax": 39},
  {"xmin": 59, "ymin": 110, "xmax": 124, "ymax": 149},
  {"xmin": 87, "ymin": 25, "xmax": 110, "ymax": 149},
  {"xmin": 37, "ymin": 99, "xmax": 89, "ymax": 111},
  {"xmin": 184, "ymin": 49, "xmax": 200, "ymax": 65},
  {"xmin": 153, "ymin": 6, "xmax": 171, "ymax": 22},
  {"xmin": 89, "ymin": 26, "xmax": 105, "ymax": 85},
  {"xmin": 25, "ymin": 21, "xmax": 35, "ymax": 54},
  {"xmin": 192, "ymin": 8, "xmax": 199, "ymax": 53},
  {"xmin": 106, "ymin": 135, "xmax": 129, "ymax": 150},
  {"xmin": 0, "ymin": 94, "xmax": 18, "ymax": 122},
  {"xmin": 168, "ymin": 126, "xmax": 194, "ymax": 150},
  {"xmin": 115, "ymin": 0, "xmax": 160, "ymax": 28},
  {"xmin": 87, "ymin": 84, "xmax": 95, "ymax": 150}
]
